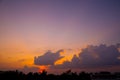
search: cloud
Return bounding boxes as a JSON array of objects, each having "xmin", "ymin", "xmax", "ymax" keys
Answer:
[
  {"xmin": 51, "ymin": 44, "xmax": 120, "ymax": 69},
  {"xmin": 34, "ymin": 50, "xmax": 64, "ymax": 65},
  {"xmin": 79, "ymin": 44, "xmax": 120, "ymax": 67},
  {"xmin": 20, "ymin": 65, "xmax": 39, "ymax": 73}
]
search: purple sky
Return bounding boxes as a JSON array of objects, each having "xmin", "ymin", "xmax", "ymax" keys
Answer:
[{"xmin": 0, "ymin": 0, "xmax": 120, "ymax": 73}]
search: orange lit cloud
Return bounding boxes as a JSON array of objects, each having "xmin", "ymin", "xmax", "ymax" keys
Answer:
[
  {"xmin": 51, "ymin": 44, "xmax": 120, "ymax": 69},
  {"xmin": 55, "ymin": 49, "xmax": 81, "ymax": 65}
]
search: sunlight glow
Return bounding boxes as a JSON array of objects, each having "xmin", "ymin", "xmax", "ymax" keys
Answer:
[{"xmin": 39, "ymin": 65, "xmax": 49, "ymax": 73}]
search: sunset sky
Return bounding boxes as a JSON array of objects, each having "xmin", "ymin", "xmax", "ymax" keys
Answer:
[{"xmin": 0, "ymin": 0, "xmax": 120, "ymax": 73}]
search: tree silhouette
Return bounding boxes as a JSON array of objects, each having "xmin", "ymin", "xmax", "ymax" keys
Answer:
[{"xmin": 0, "ymin": 70, "xmax": 119, "ymax": 80}]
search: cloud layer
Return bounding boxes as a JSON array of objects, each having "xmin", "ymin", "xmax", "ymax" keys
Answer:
[
  {"xmin": 34, "ymin": 44, "xmax": 120, "ymax": 69},
  {"xmin": 34, "ymin": 50, "xmax": 64, "ymax": 65},
  {"xmin": 79, "ymin": 44, "xmax": 120, "ymax": 67},
  {"xmin": 20, "ymin": 65, "xmax": 39, "ymax": 73},
  {"xmin": 52, "ymin": 44, "xmax": 120, "ymax": 69}
]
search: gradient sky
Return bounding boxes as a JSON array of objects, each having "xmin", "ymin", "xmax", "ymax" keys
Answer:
[{"xmin": 0, "ymin": 0, "xmax": 120, "ymax": 73}]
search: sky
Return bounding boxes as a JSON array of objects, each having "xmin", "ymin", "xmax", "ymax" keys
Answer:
[{"xmin": 0, "ymin": 0, "xmax": 120, "ymax": 74}]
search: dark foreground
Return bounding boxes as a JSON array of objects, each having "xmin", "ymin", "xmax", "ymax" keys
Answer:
[{"xmin": 0, "ymin": 70, "xmax": 120, "ymax": 80}]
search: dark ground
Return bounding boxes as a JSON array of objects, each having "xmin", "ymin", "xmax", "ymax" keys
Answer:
[{"xmin": 0, "ymin": 70, "xmax": 120, "ymax": 80}]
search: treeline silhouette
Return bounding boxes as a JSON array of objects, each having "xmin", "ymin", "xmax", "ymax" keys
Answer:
[{"xmin": 0, "ymin": 70, "xmax": 120, "ymax": 80}]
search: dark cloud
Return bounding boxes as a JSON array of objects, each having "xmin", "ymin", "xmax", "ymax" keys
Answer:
[
  {"xmin": 34, "ymin": 50, "xmax": 64, "ymax": 65},
  {"xmin": 79, "ymin": 44, "xmax": 120, "ymax": 67},
  {"xmin": 51, "ymin": 55, "xmax": 81, "ymax": 69},
  {"xmin": 51, "ymin": 44, "xmax": 120, "ymax": 69},
  {"xmin": 116, "ymin": 43, "xmax": 120, "ymax": 48},
  {"xmin": 20, "ymin": 65, "xmax": 39, "ymax": 73}
]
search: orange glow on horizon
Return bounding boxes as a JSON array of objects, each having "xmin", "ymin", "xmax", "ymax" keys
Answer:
[{"xmin": 38, "ymin": 65, "xmax": 49, "ymax": 73}]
